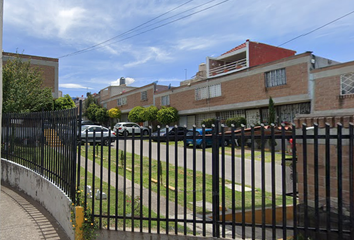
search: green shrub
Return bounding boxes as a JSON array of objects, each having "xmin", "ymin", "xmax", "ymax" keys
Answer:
[
  {"xmin": 201, "ymin": 118, "xmax": 216, "ymax": 128},
  {"xmin": 225, "ymin": 117, "xmax": 247, "ymax": 128}
]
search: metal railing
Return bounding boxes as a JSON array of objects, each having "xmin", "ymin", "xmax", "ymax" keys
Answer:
[
  {"xmin": 1, "ymin": 108, "xmax": 78, "ymax": 200},
  {"xmin": 210, "ymin": 58, "xmax": 247, "ymax": 77},
  {"xmin": 78, "ymin": 123, "xmax": 353, "ymax": 240}
]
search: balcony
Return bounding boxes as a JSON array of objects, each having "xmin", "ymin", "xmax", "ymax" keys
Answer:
[{"xmin": 209, "ymin": 58, "xmax": 247, "ymax": 77}]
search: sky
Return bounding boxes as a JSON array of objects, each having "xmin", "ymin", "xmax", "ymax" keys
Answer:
[{"xmin": 3, "ymin": 0, "xmax": 354, "ymax": 98}]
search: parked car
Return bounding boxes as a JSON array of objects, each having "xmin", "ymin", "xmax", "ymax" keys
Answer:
[
  {"xmin": 80, "ymin": 125, "xmax": 116, "ymax": 145},
  {"xmin": 185, "ymin": 128, "xmax": 230, "ymax": 148},
  {"xmin": 185, "ymin": 128, "xmax": 213, "ymax": 148},
  {"xmin": 113, "ymin": 122, "xmax": 149, "ymax": 136},
  {"xmin": 79, "ymin": 120, "xmax": 95, "ymax": 126},
  {"xmin": 151, "ymin": 126, "xmax": 187, "ymax": 141}
]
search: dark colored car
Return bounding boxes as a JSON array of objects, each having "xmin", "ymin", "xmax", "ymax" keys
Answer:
[
  {"xmin": 80, "ymin": 120, "xmax": 95, "ymax": 125},
  {"xmin": 151, "ymin": 126, "xmax": 187, "ymax": 141},
  {"xmin": 80, "ymin": 125, "xmax": 116, "ymax": 145}
]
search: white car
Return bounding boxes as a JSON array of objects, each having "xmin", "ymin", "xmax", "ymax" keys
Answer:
[
  {"xmin": 80, "ymin": 125, "xmax": 116, "ymax": 145},
  {"xmin": 113, "ymin": 122, "xmax": 149, "ymax": 136}
]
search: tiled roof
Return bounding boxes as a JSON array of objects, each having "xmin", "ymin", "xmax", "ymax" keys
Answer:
[{"xmin": 221, "ymin": 42, "xmax": 246, "ymax": 56}]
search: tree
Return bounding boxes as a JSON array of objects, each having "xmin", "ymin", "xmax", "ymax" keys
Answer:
[
  {"xmin": 54, "ymin": 94, "xmax": 76, "ymax": 110},
  {"xmin": 83, "ymin": 92, "xmax": 98, "ymax": 116},
  {"xmin": 128, "ymin": 106, "xmax": 145, "ymax": 123},
  {"xmin": 156, "ymin": 107, "xmax": 179, "ymax": 125},
  {"xmin": 86, "ymin": 103, "xmax": 100, "ymax": 122},
  {"xmin": 95, "ymin": 108, "xmax": 109, "ymax": 125},
  {"xmin": 108, "ymin": 107, "xmax": 121, "ymax": 120},
  {"xmin": 139, "ymin": 105, "xmax": 158, "ymax": 124},
  {"xmin": 268, "ymin": 97, "xmax": 276, "ymax": 125},
  {"xmin": 3, "ymin": 54, "xmax": 53, "ymax": 113},
  {"xmin": 108, "ymin": 107, "xmax": 121, "ymax": 128}
]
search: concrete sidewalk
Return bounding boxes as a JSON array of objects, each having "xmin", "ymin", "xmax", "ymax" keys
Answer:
[{"xmin": 0, "ymin": 184, "xmax": 70, "ymax": 240}]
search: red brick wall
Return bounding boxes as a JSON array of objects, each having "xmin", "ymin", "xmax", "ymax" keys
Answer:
[
  {"xmin": 105, "ymin": 88, "xmax": 155, "ymax": 111},
  {"xmin": 313, "ymin": 61, "xmax": 354, "ymax": 112},
  {"xmin": 248, "ymin": 41, "xmax": 296, "ymax": 67},
  {"xmin": 168, "ymin": 62, "xmax": 309, "ymax": 112},
  {"xmin": 3, "ymin": 56, "xmax": 57, "ymax": 93}
]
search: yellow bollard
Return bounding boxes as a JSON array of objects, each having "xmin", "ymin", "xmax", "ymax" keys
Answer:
[{"xmin": 75, "ymin": 206, "xmax": 84, "ymax": 240}]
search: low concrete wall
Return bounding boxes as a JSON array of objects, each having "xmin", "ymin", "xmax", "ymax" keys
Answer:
[{"xmin": 1, "ymin": 158, "xmax": 74, "ymax": 240}]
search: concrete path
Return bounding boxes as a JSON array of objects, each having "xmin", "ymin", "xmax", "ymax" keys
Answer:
[{"xmin": 0, "ymin": 184, "xmax": 70, "ymax": 240}]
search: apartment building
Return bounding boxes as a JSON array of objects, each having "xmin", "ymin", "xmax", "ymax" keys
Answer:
[
  {"xmin": 99, "ymin": 82, "xmax": 169, "ymax": 122},
  {"xmin": 3, "ymin": 52, "xmax": 59, "ymax": 99},
  {"xmin": 97, "ymin": 40, "xmax": 350, "ymax": 127}
]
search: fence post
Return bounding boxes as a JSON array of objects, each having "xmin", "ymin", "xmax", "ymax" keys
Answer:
[
  {"xmin": 6, "ymin": 114, "xmax": 9, "ymax": 160},
  {"xmin": 212, "ymin": 119, "xmax": 220, "ymax": 238},
  {"xmin": 41, "ymin": 108, "xmax": 45, "ymax": 175},
  {"xmin": 76, "ymin": 101, "xmax": 82, "ymax": 200}
]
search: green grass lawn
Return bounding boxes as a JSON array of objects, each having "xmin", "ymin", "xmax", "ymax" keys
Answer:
[
  {"xmin": 151, "ymin": 140, "xmax": 291, "ymax": 164},
  {"xmin": 78, "ymin": 167, "xmax": 191, "ymax": 233},
  {"xmin": 81, "ymin": 145, "xmax": 293, "ymax": 215}
]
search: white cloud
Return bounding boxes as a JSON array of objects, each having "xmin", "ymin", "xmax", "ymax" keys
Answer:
[
  {"xmin": 60, "ymin": 83, "xmax": 92, "ymax": 89},
  {"xmin": 111, "ymin": 77, "xmax": 135, "ymax": 86},
  {"xmin": 123, "ymin": 46, "xmax": 171, "ymax": 68}
]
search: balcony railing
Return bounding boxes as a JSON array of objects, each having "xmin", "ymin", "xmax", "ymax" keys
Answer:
[{"xmin": 209, "ymin": 58, "xmax": 247, "ymax": 77}]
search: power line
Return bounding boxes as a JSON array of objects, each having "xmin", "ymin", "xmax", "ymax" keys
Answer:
[
  {"xmin": 71, "ymin": 0, "xmax": 228, "ymax": 57},
  {"xmin": 59, "ymin": 0, "xmax": 194, "ymax": 58},
  {"xmin": 278, "ymin": 10, "xmax": 354, "ymax": 47},
  {"xmin": 59, "ymin": 0, "xmax": 228, "ymax": 58}
]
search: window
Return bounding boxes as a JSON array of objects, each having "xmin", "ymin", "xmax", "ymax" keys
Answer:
[
  {"xmin": 161, "ymin": 95, "xmax": 170, "ymax": 106},
  {"xmin": 341, "ymin": 73, "xmax": 354, "ymax": 95},
  {"xmin": 117, "ymin": 97, "xmax": 127, "ymax": 106},
  {"xmin": 141, "ymin": 91, "xmax": 147, "ymax": 101},
  {"xmin": 218, "ymin": 110, "xmax": 245, "ymax": 121},
  {"xmin": 195, "ymin": 84, "xmax": 222, "ymax": 100},
  {"xmin": 265, "ymin": 68, "xmax": 286, "ymax": 87}
]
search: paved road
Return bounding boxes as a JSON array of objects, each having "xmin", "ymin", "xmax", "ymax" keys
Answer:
[{"xmin": 111, "ymin": 139, "xmax": 293, "ymax": 194}]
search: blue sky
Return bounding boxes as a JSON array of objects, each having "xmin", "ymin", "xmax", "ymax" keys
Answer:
[{"xmin": 3, "ymin": 0, "xmax": 354, "ymax": 98}]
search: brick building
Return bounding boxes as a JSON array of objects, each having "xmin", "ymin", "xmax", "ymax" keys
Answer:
[
  {"xmin": 2, "ymin": 52, "xmax": 59, "ymax": 99},
  {"xmin": 97, "ymin": 40, "xmax": 353, "ymax": 127}
]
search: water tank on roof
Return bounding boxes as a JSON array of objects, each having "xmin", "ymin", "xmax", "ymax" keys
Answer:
[{"xmin": 120, "ymin": 77, "xmax": 126, "ymax": 85}]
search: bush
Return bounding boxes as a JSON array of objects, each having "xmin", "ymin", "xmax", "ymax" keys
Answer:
[
  {"xmin": 225, "ymin": 117, "xmax": 246, "ymax": 128},
  {"xmin": 201, "ymin": 118, "xmax": 215, "ymax": 128}
]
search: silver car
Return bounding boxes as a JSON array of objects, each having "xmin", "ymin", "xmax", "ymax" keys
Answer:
[
  {"xmin": 113, "ymin": 122, "xmax": 149, "ymax": 136},
  {"xmin": 80, "ymin": 125, "xmax": 116, "ymax": 145}
]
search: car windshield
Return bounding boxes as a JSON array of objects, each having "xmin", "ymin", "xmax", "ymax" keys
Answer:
[
  {"xmin": 81, "ymin": 125, "xmax": 90, "ymax": 131},
  {"xmin": 158, "ymin": 128, "xmax": 168, "ymax": 133}
]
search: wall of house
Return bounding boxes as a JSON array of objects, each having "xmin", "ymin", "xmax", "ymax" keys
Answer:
[
  {"xmin": 3, "ymin": 52, "xmax": 59, "ymax": 98},
  {"xmin": 103, "ymin": 84, "xmax": 156, "ymax": 113},
  {"xmin": 156, "ymin": 53, "xmax": 312, "ymax": 118},
  {"xmin": 248, "ymin": 41, "xmax": 296, "ymax": 67},
  {"xmin": 312, "ymin": 61, "xmax": 354, "ymax": 113}
]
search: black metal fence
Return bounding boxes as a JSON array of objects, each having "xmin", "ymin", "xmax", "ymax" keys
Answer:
[
  {"xmin": 2, "ymin": 107, "xmax": 353, "ymax": 239},
  {"xmin": 78, "ymin": 123, "xmax": 353, "ymax": 240},
  {"xmin": 1, "ymin": 108, "xmax": 78, "ymax": 200}
]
